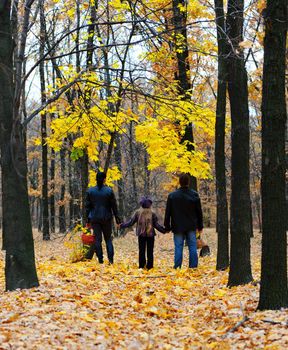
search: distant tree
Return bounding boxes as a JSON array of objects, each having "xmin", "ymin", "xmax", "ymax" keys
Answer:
[
  {"xmin": 258, "ymin": 0, "xmax": 288, "ymax": 310},
  {"xmin": 59, "ymin": 146, "xmax": 66, "ymax": 233}
]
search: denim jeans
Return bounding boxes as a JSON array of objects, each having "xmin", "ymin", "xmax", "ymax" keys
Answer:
[
  {"xmin": 173, "ymin": 231, "xmax": 198, "ymax": 268},
  {"xmin": 91, "ymin": 221, "xmax": 114, "ymax": 263}
]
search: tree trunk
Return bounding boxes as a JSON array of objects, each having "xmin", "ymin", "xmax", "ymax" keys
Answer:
[
  {"xmin": 81, "ymin": 152, "xmax": 89, "ymax": 223},
  {"xmin": 214, "ymin": 0, "xmax": 229, "ymax": 271},
  {"xmin": 129, "ymin": 120, "xmax": 138, "ymax": 208},
  {"xmin": 144, "ymin": 150, "xmax": 150, "ymax": 196},
  {"xmin": 73, "ymin": 159, "xmax": 81, "ymax": 225},
  {"xmin": 14, "ymin": 0, "xmax": 35, "ymax": 119},
  {"xmin": 226, "ymin": 0, "xmax": 253, "ymax": 286},
  {"xmin": 80, "ymin": 1, "xmax": 97, "ymax": 224},
  {"xmin": 172, "ymin": 0, "xmax": 197, "ymax": 190},
  {"xmin": 68, "ymin": 153, "xmax": 74, "ymax": 227},
  {"xmin": 49, "ymin": 147, "xmax": 55, "ymax": 233},
  {"xmin": 37, "ymin": 198, "xmax": 42, "ymax": 232},
  {"xmin": 0, "ymin": 1, "xmax": 39, "ymax": 290},
  {"xmin": 114, "ymin": 133, "xmax": 125, "ymax": 218},
  {"xmin": 258, "ymin": 0, "xmax": 288, "ymax": 310},
  {"xmin": 59, "ymin": 147, "xmax": 66, "ymax": 233},
  {"xmin": 39, "ymin": 0, "xmax": 49, "ymax": 240}
]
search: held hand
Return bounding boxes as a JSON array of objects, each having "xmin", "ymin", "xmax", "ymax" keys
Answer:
[
  {"xmin": 119, "ymin": 227, "xmax": 127, "ymax": 238},
  {"xmin": 196, "ymin": 229, "xmax": 203, "ymax": 236}
]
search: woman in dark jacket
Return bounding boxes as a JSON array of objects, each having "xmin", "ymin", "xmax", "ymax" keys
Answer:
[{"xmin": 120, "ymin": 197, "xmax": 166, "ymax": 269}]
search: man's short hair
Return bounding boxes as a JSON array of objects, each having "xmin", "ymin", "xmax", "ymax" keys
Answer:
[
  {"xmin": 96, "ymin": 171, "xmax": 106, "ymax": 188},
  {"xmin": 179, "ymin": 173, "xmax": 190, "ymax": 187},
  {"xmin": 96, "ymin": 171, "xmax": 106, "ymax": 182}
]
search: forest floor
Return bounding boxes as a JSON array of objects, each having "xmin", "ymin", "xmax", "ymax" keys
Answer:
[{"xmin": 0, "ymin": 228, "xmax": 287, "ymax": 349}]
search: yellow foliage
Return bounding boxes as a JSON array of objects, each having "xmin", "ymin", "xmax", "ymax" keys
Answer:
[
  {"xmin": 88, "ymin": 166, "xmax": 122, "ymax": 188},
  {"xmin": 33, "ymin": 137, "xmax": 42, "ymax": 146},
  {"xmin": 135, "ymin": 98, "xmax": 214, "ymax": 178}
]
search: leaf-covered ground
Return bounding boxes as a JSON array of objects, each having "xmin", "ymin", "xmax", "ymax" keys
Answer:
[{"xmin": 0, "ymin": 229, "xmax": 287, "ymax": 349}]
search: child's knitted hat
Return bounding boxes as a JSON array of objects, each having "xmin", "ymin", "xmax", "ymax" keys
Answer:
[{"xmin": 140, "ymin": 197, "xmax": 152, "ymax": 208}]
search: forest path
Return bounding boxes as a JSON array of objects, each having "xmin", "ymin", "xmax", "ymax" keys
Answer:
[{"xmin": 0, "ymin": 229, "xmax": 287, "ymax": 349}]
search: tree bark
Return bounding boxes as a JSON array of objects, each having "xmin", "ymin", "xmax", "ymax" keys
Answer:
[
  {"xmin": 49, "ymin": 147, "xmax": 55, "ymax": 233},
  {"xmin": 80, "ymin": 0, "xmax": 97, "ymax": 223},
  {"xmin": 129, "ymin": 120, "xmax": 138, "ymax": 208},
  {"xmin": 39, "ymin": 0, "xmax": 49, "ymax": 240},
  {"xmin": 68, "ymin": 153, "xmax": 73, "ymax": 227},
  {"xmin": 214, "ymin": 0, "xmax": 229, "ymax": 271},
  {"xmin": 258, "ymin": 0, "xmax": 288, "ymax": 310},
  {"xmin": 80, "ymin": 152, "xmax": 89, "ymax": 223},
  {"xmin": 0, "ymin": 1, "xmax": 39, "ymax": 290},
  {"xmin": 14, "ymin": 0, "xmax": 35, "ymax": 119},
  {"xmin": 144, "ymin": 150, "xmax": 150, "ymax": 196},
  {"xmin": 59, "ymin": 147, "xmax": 66, "ymax": 233},
  {"xmin": 172, "ymin": 0, "xmax": 197, "ymax": 190},
  {"xmin": 114, "ymin": 133, "xmax": 125, "ymax": 218},
  {"xmin": 226, "ymin": 0, "xmax": 253, "ymax": 286}
]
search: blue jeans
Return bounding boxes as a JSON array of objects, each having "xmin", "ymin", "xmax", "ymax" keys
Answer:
[
  {"xmin": 173, "ymin": 231, "xmax": 198, "ymax": 268},
  {"xmin": 93, "ymin": 221, "xmax": 114, "ymax": 264}
]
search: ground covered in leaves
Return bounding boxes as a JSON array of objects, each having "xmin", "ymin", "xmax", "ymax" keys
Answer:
[{"xmin": 0, "ymin": 229, "xmax": 287, "ymax": 349}]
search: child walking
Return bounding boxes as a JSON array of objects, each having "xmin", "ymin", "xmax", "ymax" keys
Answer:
[{"xmin": 120, "ymin": 197, "xmax": 166, "ymax": 269}]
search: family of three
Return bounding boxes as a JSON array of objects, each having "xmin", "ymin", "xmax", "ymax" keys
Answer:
[{"xmin": 85, "ymin": 172, "xmax": 206, "ymax": 269}]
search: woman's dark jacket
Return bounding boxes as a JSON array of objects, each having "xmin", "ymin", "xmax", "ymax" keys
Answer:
[
  {"xmin": 85, "ymin": 185, "xmax": 121, "ymax": 224},
  {"xmin": 120, "ymin": 210, "xmax": 166, "ymax": 237},
  {"xmin": 164, "ymin": 187, "xmax": 203, "ymax": 234}
]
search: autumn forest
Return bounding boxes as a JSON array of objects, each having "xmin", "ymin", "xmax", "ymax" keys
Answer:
[{"xmin": 0, "ymin": 0, "xmax": 287, "ymax": 348}]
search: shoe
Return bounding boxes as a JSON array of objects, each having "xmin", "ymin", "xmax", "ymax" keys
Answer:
[{"xmin": 200, "ymin": 245, "xmax": 211, "ymax": 257}]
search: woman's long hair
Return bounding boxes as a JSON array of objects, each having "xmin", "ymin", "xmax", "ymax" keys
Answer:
[{"xmin": 137, "ymin": 207, "xmax": 153, "ymax": 235}]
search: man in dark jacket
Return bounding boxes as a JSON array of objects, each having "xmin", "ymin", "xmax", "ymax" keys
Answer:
[
  {"xmin": 85, "ymin": 172, "xmax": 121, "ymax": 264},
  {"xmin": 164, "ymin": 173, "xmax": 203, "ymax": 268}
]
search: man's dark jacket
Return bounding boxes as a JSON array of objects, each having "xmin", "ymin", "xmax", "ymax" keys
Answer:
[
  {"xmin": 85, "ymin": 185, "xmax": 120, "ymax": 224},
  {"xmin": 164, "ymin": 187, "xmax": 203, "ymax": 234}
]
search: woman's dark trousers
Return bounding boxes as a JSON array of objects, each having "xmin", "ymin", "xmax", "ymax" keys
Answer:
[
  {"xmin": 86, "ymin": 220, "xmax": 114, "ymax": 263},
  {"xmin": 138, "ymin": 236, "xmax": 155, "ymax": 269}
]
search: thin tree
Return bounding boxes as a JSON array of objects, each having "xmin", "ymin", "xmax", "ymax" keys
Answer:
[
  {"xmin": 258, "ymin": 0, "xmax": 288, "ymax": 310},
  {"xmin": 81, "ymin": 0, "xmax": 97, "ymax": 223},
  {"xmin": 226, "ymin": 0, "xmax": 253, "ymax": 286},
  {"xmin": 59, "ymin": 146, "xmax": 66, "ymax": 233},
  {"xmin": 49, "ymin": 143, "xmax": 56, "ymax": 233},
  {"xmin": 39, "ymin": 0, "xmax": 50, "ymax": 240},
  {"xmin": 171, "ymin": 0, "xmax": 197, "ymax": 190},
  {"xmin": 214, "ymin": 0, "xmax": 229, "ymax": 270},
  {"xmin": 0, "ymin": 0, "xmax": 39, "ymax": 290}
]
